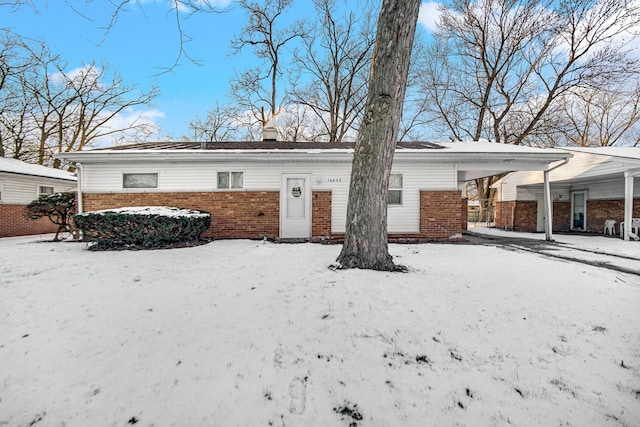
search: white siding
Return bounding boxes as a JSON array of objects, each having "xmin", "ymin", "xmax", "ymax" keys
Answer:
[
  {"xmin": 499, "ymin": 173, "xmax": 640, "ymax": 202},
  {"xmin": 551, "ymin": 152, "xmax": 639, "ymax": 181},
  {"xmin": 83, "ymin": 163, "xmax": 218, "ymax": 192},
  {"xmin": 497, "ymin": 151, "xmax": 640, "ymax": 202},
  {"xmin": 495, "ymin": 170, "xmax": 545, "ymax": 201},
  {"xmin": 387, "ymin": 163, "xmax": 457, "ymax": 233},
  {"xmin": 81, "ymin": 160, "xmax": 459, "ymax": 235},
  {"xmin": 585, "ymin": 178, "xmax": 640, "ymax": 199},
  {"xmin": 0, "ymin": 172, "xmax": 76, "ymax": 205}
]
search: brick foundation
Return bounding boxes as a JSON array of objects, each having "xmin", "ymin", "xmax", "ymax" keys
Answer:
[
  {"xmin": 80, "ymin": 189, "xmax": 465, "ymax": 241},
  {"xmin": 498, "ymin": 198, "xmax": 639, "ymax": 233},
  {"xmin": 0, "ymin": 204, "xmax": 61, "ymax": 238}
]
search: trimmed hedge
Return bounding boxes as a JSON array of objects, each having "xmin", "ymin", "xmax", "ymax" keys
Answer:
[{"xmin": 73, "ymin": 206, "xmax": 211, "ymax": 250}]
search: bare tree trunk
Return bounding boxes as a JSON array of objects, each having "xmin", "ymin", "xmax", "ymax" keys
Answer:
[{"xmin": 336, "ymin": 0, "xmax": 420, "ymax": 271}]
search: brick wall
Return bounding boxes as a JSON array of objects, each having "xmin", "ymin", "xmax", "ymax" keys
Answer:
[
  {"xmin": 494, "ymin": 201, "xmax": 514, "ymax": 229},
  {"xmin": 83, "ymin": 192, "xmax": 280, "ymax": 239},
  {"xmin": 0, "ymin": 204, "xmax": 60, "ymax": 238},
  {"xmin": 586, "ymin": 199, "xmax": 640, "ymax": 233},
  {"xmin": 513, "ymin": 201, "xmax": 537, "ymax": 232},
  {"xmin": 82, "ymin": 191, "xmax": 335, "ymax": 240},
  {"xmin": 418, "ymin": 190, "xmax": 463, "ymax": 239},
  {"xmin": 312, "ymin": 191, "xmax": 332, "ymax": 237},
  {"xmin": 553, "ymin": 201, "xmax": 571, "ymax": 232},
  {"xmin": 80, "ymin": 189, "xmax": 464, "ymax": 241},
  {"xmin": 499, "ymin": 198, "xmax": 638, "ymax": 233}
]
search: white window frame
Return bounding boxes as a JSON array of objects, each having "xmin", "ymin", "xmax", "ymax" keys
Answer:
[
  {"xmin": 388, "ymin": 173, "xmax": 403, "ymax": 206},
  {"xmin": 0, "ymin": 180, "xmax": 4, "ymax": 202},
  {"xmin": 123, "ymin": 173, "xmax": 158, "ymax": 189},
  {"xmin": 217, "ymin": 171, "xmax": 244, "ymax": 190},
  {"xmin": 38, "ymin": 185, "xmax": 55, "ymax": 198}
]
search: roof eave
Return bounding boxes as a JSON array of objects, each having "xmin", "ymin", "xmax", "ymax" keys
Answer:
[{"xmin": 56, "ymin": 149, "xmax": 571, "ymax": 166}]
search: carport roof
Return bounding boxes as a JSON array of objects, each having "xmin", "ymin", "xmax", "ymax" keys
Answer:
[{"xmin": 494, "ymin": 147, "xmax": 640, "ymax": 188}]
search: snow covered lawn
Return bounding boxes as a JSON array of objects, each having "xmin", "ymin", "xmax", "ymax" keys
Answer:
[{"xmin": 1, "ymin": 235, "xmax": 639, "ymax": 426}]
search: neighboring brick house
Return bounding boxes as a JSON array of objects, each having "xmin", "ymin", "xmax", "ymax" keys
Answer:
[
  {"xmin": 493, "ymin": 147, "xmax": 640, "ymax": 239},
  {"xmin": 56, "ymin": 140, "xmax": 568, "ymax": 241},
  {"xmin": 0, "ymin": 157, "xmax": 77, "ymax": 238}
]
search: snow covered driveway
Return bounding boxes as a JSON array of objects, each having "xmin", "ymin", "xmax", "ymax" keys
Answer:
[{"xmin": 1, "ymin": 235, "xmax": 639, "ymax": 426}]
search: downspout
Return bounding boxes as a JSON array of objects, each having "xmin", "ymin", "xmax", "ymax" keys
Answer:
[
  {"xmin": 544, "ymin": 158, "xmax": 570, "ymax": 241},
  {"xmin": 76, "ymin": 163, "xmax": 84, "ymax": 214}
]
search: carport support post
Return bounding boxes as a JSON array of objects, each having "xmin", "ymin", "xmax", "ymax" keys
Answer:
[
  {"xmin": 623, "ymin": 170, "xmax": 635, "ymax": 241},
  {"xmin": 544, "ymin": 169, "xmax": 553, "ymax": 241}
]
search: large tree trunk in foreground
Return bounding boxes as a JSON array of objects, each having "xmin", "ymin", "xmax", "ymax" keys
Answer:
[{"xmin": 336, "ymin": 0, "xmax": 421, "ymax": 271}]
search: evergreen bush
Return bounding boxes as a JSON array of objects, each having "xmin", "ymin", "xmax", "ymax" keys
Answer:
[
  {"xmin": 25, "ymin": 192, "xmax": 76, "ymax": 241},
  {"xmin": 73, "ymin": 206, "xmax": 211, "ymax": 250}
]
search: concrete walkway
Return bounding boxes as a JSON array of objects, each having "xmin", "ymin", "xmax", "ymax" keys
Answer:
[{"xmin": 465, "ymin": 227, "xmax": 640, "ymax": 277}]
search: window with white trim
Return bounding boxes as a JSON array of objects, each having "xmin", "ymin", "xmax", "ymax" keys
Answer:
[
  {"xmin": 38, "ymin": 185, "xmax": 55, "ymax": 197},
  {"xmin": 388, "ymin": 174, "xmax": 403, "ymax": 205},
  {"xmin": 123, "ymin": 173, "xmax": 158, "ymax": 189},
  {"xmin": 217, "ymin": 171, "xmax": 243, "ymax": 189},
  {"xmin": 0, "ymin": 180, "xmax": 3, "ymax": 201}
]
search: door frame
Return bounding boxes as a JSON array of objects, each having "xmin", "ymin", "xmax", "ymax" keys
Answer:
[
  {"xmin": 570, "ymin": 190, "xmax": 587, "ymax": 231},
  {"xmin": 279, "ymin": 173, "xmax": 312, "ymax": 239}
]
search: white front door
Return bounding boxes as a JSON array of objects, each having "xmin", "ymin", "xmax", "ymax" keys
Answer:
[{"xmin": 280, "ymin": 174, "xmax": 311, "ymax": 238}]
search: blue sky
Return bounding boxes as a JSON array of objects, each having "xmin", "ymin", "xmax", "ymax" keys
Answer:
[{"xmin": 2, "ymin": 1, "xmax": 439, "ymax": 140}]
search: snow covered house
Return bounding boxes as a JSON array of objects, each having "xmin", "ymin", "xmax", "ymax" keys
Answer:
[
  {"xmin": 0, "ymin": 157, "xmax": 77, "ymax": 238},
  {"xmin": 493, "ymin": 147, "xmax": 640, "ymax": 239},
  {"xmin": 56, "ymin": 141, "xmax": 570, "ymax": 241}
]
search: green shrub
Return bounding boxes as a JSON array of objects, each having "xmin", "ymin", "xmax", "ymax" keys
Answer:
[
  {"xmin": 73, "ymin": 206, "xmax": 211, "ymax": 250},
  {"xmin": 25, "ymin": 192, "xmax": 76, "ymax": 241}
]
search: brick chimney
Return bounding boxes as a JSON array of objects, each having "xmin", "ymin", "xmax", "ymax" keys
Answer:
[{"xmin": 263, "ymin": 126, "xmax": 278, "ymax": 141}]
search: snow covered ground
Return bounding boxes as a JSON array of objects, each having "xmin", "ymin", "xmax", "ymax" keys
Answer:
[
  {"xmin": 1, "ymin": 232, "xmax": 639, "ymax": 426},
  {"xmin": 469, "ymin": 224, "xmax": 640, "ymax": 259}
]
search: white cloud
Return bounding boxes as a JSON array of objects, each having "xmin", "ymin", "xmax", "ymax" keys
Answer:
[
  {"xmin": 49, "ymin": 65, "xmax": 103, "ymax": 89},
  {"xmin": 168, "ymin": 0, "xmax": 233, "ymax": 13},
  {"xmin": 135, "ymin": 0, "xmax": 232, "ymax": 13},
  {"xmin": 91, "ymin": 108, "xmax": 166, "ymax": 147},
  {"xmin": 418, "ymin": 1, "xmax": 441, "ymax": 33}
]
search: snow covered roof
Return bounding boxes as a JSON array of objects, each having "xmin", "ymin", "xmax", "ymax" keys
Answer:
[
  {"xmin": 55, "ymin": 140, "xmax": 570, "ymax": 182},
  {"xmin": 80, "ymin": 140, "xmax": 564, "ymax": 154},
  {"xmin": 563, "ymin": 146, "xmax": 640, "ymax": 161},
  {"xmin": 0, "ymin": 157, "xmax": 77, "ymax": 181},
  {"xmin": 493, "ymin": 146, "xmax": 640, "ymax": 187},
  {"xmin": 99, "ymin": 141, "xmax": 444, "ymax": 151},
  {"xmin": 56, "ymin": 140, "xmax": 566, "ymax": 159}
]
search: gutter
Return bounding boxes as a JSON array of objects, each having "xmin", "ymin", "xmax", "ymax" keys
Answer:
[
  {"xmin": 543, "ymin": 157, "xmax": 570, "ymax": 241},
  {"xmin": 76, "ymin": 163, "xmax": 84, "ymax": 214},
  {"xmin": 54, "ymin": 150, "xmax": 572, "ymax": 165},
  {"xmin": 548, "ymin": 157, "xmax": 570, "ymax": 173}
]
